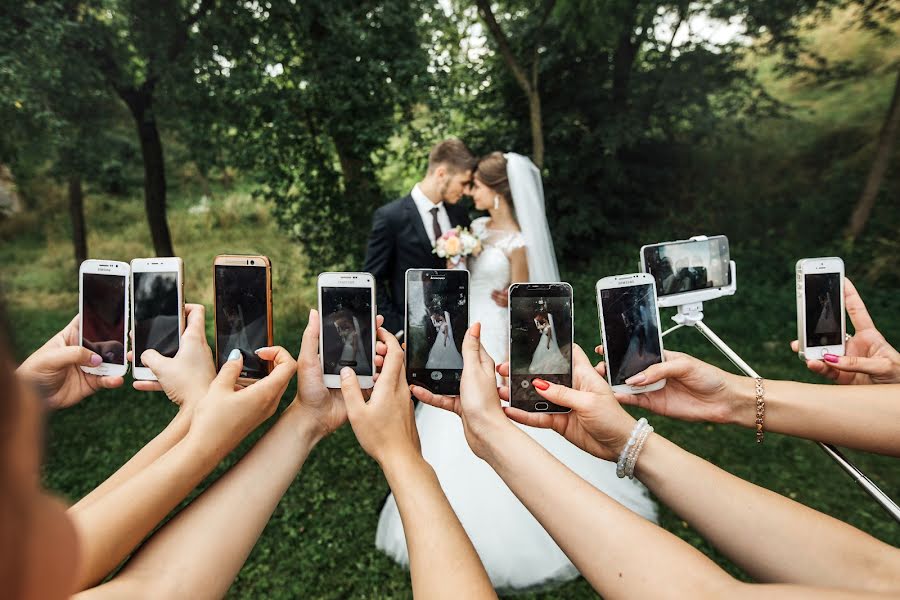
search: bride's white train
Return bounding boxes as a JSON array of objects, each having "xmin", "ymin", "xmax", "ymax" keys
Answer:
[{"xmin": 376, "ymin": 153, "xmax": 657, "ymax": 589}]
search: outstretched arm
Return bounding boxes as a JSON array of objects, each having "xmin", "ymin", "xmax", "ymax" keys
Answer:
[{"xmin": 343, "ymin": 326, "xmax": 495, "ymax": 599}]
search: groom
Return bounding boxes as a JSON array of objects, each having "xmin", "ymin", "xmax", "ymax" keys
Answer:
[{"xmin": 364, "ymin": 139, "xmax": 476, "ymax": 335}]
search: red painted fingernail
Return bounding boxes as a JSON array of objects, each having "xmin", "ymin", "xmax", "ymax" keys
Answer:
[
  {"xmin": 532, "ymin": 378, "xmax": 550, "ymax": 391},
  {"xmin": 824, "ymin": 354, "xmax": 839, "ymax": 364}
]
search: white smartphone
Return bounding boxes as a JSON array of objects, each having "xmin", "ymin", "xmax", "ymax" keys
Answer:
[
  {"xmin": 318, "ymin": 272, "xmax": 376, "ymax": 389},
  {"xmin": 131, "ymin": 257, "xmax": 185, "ymax": 381},
  {"xmin": 640, "ymin": 235, "xmax": 731, "ymax": 298},
  {"xmin": 796, "ymin": 257, "xmax": 845, "ymax": 361},
  {"xmin": 596, "ymin": 273, "xmax": 666, "ymax": 394},
  {"xmin": 79, "ymin": 259, "xmax": 130, "ymax": 377}
]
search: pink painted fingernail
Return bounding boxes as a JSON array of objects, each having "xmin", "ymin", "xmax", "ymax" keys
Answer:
[
  {"xmin": 90, "ymin": 353, "xmax": 102, "ymax": 366},
  {"xmin": 625, "ymin": 373, "xmax": 646, "ymax": 385},
  {"xmin": 532, "ymin": 378, "xmax": 550, "ymax": 391},
  {"xmin": 824, "ymin": 354, "xmax": 839, "ymax": 364}
]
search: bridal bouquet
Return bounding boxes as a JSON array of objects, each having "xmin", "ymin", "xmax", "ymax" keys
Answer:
[{"xmin": 433, "ymin": 226, "xmax": 482, "ymax": 269}]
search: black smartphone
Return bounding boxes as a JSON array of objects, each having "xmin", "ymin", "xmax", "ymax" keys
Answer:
[
  {"xmin": 508, "ymin": 282, "xmax": 573, "ymax": 413},
  {"xmin": 405, "ymin": 269, "xmax": 469, "ymax": 395},
  {"xmin": 640, "ymin": 235, "xmax": 730, "ymax": 297},
  {"xmin": 213, "ymin": 255, "xmax": 274, "ymax": 384}
]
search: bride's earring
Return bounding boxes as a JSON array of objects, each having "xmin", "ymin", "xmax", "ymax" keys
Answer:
[{"xmin": 493, "ymin": 195, "xmax": 500, "ymax": 210}]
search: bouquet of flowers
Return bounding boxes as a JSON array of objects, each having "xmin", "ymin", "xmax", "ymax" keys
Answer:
[{"xmin": 433, "ymin": 226, "xmax": 483, "ymax": 270}]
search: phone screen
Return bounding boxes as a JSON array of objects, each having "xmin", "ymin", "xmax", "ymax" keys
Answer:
[
  {"xmin": 804, "ymin": 272, "xmax": 842, "ymax": 347},
  {"xmin": 82, "ymin": 273, "xmax": 127, "ymax": 365},
  {"xmin": 406, "ymin": 270, "xmax": 468, "ymax": 393},
  {"xmin": 321, "ymin": 286, "xmax": 374, "ymax": 376},
  {"xmin": 643, "ymin": 237, "xmax": 730, "ymax": 297},
  {"xmin": 509, "ymin": 286, "xmax": 572, "ymax": 411},
  {"xmin": 215, "ymin": 265, "xmax": 270, "ymax": 377},
  {"xmin": 600, "ymin": 283, "xmax": 663, "ymax": 386},
  {"xmin": 133, "ymin": 271, "xmax": 180, "ymax": 366}
]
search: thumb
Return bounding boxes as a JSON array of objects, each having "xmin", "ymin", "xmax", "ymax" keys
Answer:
[
  {"xmin": 213, "ymin": 348, "xmax": 244, "ymax": 392},
  {"xmin": 50, "ymin": 346, "xmax": 103, "ymax": 370},
  {"xmin": 340, "ymin": 366, "xmax": 366, "ymax": 418},
  {"xmin": 139, "ymin": 349, "xmax": 166, "ymax": 374},
  {"xmin": 462, "ymin": 322, "xmax": 482, "ymax": 366}
]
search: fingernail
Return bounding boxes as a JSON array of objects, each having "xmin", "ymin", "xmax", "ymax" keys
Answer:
[
  {"xmin": 532, "ymin": 378, "xmax": 550, "ymax": 391},
  {"xmin": 824, "ymin": 354, "xmax": 839, "ymax": 364},
  {"xmin": 227, "ymin": 348, "xmax": 241, "ymax": 361},
  {"xmin": 625, "ymin": 373, "xmax": 646, "ymax": 385},
  {"xmin": 254, "ymin": 347, "xmax": 271, "ymax": 355},
  {"xmin": 90, "ymin": 353, "xmax": 102, "ymax": 366},
  {"xmin": 308, "ymin": 308, "xmax": 314, "ymax": 320},
  {"xmin": 340, "ymin": 367, "xmax": 354, "ymax": 379}
]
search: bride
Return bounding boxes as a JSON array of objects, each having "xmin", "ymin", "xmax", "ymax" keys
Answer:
[
  {"xmin": 426, "ymin": 310, "xmax": 463, "ymax": 369},
  {"xmin": 376, "ymin": 152, "xmax": 658, "ymax": 589}
]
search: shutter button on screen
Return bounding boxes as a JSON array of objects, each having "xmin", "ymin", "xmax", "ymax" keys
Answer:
[
  {"xmin": 431, "ymin": 372, "xmax": 443, "ymax": 381},
  {"xmin": 535, "ymin": 402, "xmax": 549, "ymax": 411}
]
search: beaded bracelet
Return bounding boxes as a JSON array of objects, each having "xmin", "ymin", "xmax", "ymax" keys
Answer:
[
  {"xmin": 624, "ymin": 424, "xmax": 654, "ymax": 479},
  {"xmin": 616, "ymin": 418, "xmax": 647, "ymax": 478},
  {"xmin": 754, "ymin": 377, "xmax": 766, "ymax": 444}
]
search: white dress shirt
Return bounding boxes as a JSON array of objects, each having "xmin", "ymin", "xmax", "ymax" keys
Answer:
[{"xmin": 412, "ymin": 184, "xmax": 452, "ymax": 245}]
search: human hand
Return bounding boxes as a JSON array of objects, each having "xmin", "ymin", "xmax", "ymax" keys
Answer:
[
  {"xmin": 289, "ymin": 309, "xmax": 385, "ymax": 440},
  {"xmin": 790, "ymin": 278, "xmax": 900, "ymax": 384},
  {"xmin": 342, "ymin": 326, "xmax": 419, "ymax": 467},
  {"xmin": 595, "ymin": 346, "xmax": 747, "ymax": 426},
  {"xmin": 491, "ymin": 289, "xmax": 508, "ymax": 308},
  {"xmin": 496, "ymin": 344, "xmax": 636, "ymax": 461},
  {"xmin": 127, "ymin": 304, "xmax": 215, "ymax": 412},
  {"xmin": 17, "ymin": 315, "xmax": 124, "ymax": 409},
  {"xmin": 187, "ymin": 345, "xmax": 296, "ymax": 450},
  {"xmin": 410, "ymin": 322, "xmax": 510, "ymax": 458}
]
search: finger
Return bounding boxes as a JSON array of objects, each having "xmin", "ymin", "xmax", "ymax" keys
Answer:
[
  {"xmin": 60, "ymin": 314, "xmax": 81, "ymax": 345},
  {"xmin": 410, "ymin": 385, "xmax": 459, "ymax": 415},
  {"xmin": 375, "ymin": 341, "xmax": 388, "ymax": 357},
  {"xmin": 376, "ymin": 314, "xmax": 385, "ymax": 329},
  {"xmin": 623, "ymin": 356, "xmax": 692, "ymax": 387},
  {"xmin": 251, "ymin": 346, "xmax": 297, "ymax": 395},
  {"xmin": 212, "ymin": 348, "xmax": 245, "ymax": 392},
  {"xmin": 530, "ymin": 378, "xmax": 586, "ymax": 411},
  {"xmin": 463, "ymin": 321, "xmax": 494, "ymax": 371},
  {"xmin": 140, "ymin": 349, "xmax": 166, "ymax": 374},
  {"xmin": 496, "ymin": 361, "xmax": 510, "ymax": 378},
  {"xmin": 790, "ymin": 340, "xmax": 799, "ymax": 352},
  {"xmin": 594, "ymin": 345, "xmax": 604, "ymax": 356},
  {"xmin": 593, "ymin": 361, "xmax": 607, "ymax": 377},
  {"xmin": 844, "ymin": 278, "xmax": 875, "ymax": 332},
  {"xmin": 374, "ymin": 354, "xmax": 385, "ymax": 369},
  {"xmin": 377, "ymin": 327, "xmax": 404, "ymax": 382},
  {"xmin": 49, "ymin": 346, "xmax": 104, "ymax": 370},
  {"xmin": 498, "ymin": 385, "xmax": 510, "ymax": 401},
  {"xmin": 127, "ymin": 350, "xmax": 134, "ymax": 362},
  {"xmin": 340, "ymin": 366, "xmax": 367, "ymax": 417},
  {"xmin": 299, "ymin": 309, "xmax": 321, "ymax": 364},
  {"xmin": 133, "ymin": 380, "xmax": 164, "ymax": 392},
  {"xmin": 823, "ymin": 353, "xmax": 889, "ymax": 376},
  {"xmin": 93, "ymin": 375, "xmax": 124, "ymax": 390},
  {"xmin": 183, "ymin": 303, "xmax": 206, "ymax": 340},
  {"xmin": 503, "ymin": 406, "xmax": 555, "ymax": 429}
]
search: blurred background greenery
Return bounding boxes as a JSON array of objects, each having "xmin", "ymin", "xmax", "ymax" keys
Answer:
[{"xmin": 1, "ymin": 1, "xmax": 898, "ymax": 598}]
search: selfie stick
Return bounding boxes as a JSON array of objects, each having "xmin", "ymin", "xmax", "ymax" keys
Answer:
[{"xmin": 655, "ymin": 251, "xmax": 900, "ymax": 524}]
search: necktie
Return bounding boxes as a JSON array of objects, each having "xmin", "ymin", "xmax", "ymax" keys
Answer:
[{"xmin": 430, "ymin": 206, "xmax": 442, "ymax": 242}]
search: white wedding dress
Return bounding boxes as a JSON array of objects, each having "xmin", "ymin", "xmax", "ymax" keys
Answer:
[
  {"xmin": 425, "ymin": 311, "xmax": 464, "ymax": 369},
  {"xmin": 375, "ymin": 215, "xmax": 658, "ymax": 590}
]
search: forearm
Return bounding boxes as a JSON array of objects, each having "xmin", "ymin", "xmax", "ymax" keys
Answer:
[
  {"xmin": 381, "ymin": 452, "xmax": 496, "ymax": 599},
  {"xmin": 478, "ymin": 422, "xmax": 735, "ymax": 599},
  {"xmin": 729, "ymin": 380, "xmax": 900, "ymax": 456},
  {"xmin": 69, "ymin": 428, "xmax": 224, "ymax": 590},
  {"xmin": 635, "ymin": 433, "xmax": 900, "ymax": 593},
  {"xmin": 72, "ymin": 410, "xmax": 191, "ymax": 512},
  {"xmin": 110, "ymin": 402, "xmax": 322, "ymax": 599}
]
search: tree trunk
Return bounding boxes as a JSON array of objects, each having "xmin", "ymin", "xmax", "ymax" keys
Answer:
[
  {"xmin": 612, "ymin": 0, "xmax": 642, "ymax": 116},
  {"xmin": 126, "ymin": 92, "xmax": 175, "ymax": 257},
  {"xmin": 68, "ymin": 174, "xmax": 87, "ymax": 269},
  {"xmin": 528, "ymin": 91, "xmax": 544, "ymax": 169},
  {"xmin": 846, "ymin": 68, "xmax": 900, "ymax": 242}
]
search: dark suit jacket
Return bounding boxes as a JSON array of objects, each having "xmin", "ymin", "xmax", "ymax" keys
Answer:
[{"xmin": 363, "ymin": 194, "xmax": 470, "ymax": 333}]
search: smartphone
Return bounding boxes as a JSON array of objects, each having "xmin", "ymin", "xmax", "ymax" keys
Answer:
[
  {"xmin": 130, "ymin": 258, "xmax": 185, "ymax": 381},
  {"xmin": 318, "ymin": 272, "xmax": 376, "ymax": 389},
  {"xmin": 597, "ymin": 273, "xmax": 666, "ymax": 394},
  {"xmin": 796, "ymin": 257, "xmax": 845, "ymax": 361},
  {"xmin": 79, "ymin": 259, "xmax": 129, "ymax": 377},
  {"xmin": 641, "ymin": 236, "xmax": 731, "ymax": 297},
  {"xmin": 508, "ymin": 282, "xmax": 573, "ymax": 413},
  {"xmin": 213, "ymin": 255, "xmax": 274, "ymax": 385},
  {"xmin": 405, "ymin": 269, "xmax": 468, "ymax": 395}
]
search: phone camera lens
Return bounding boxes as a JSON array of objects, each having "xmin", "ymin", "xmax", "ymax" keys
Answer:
[{"xmin": 250, "ymin": 260, "xmax": 255, "ymax": 265}]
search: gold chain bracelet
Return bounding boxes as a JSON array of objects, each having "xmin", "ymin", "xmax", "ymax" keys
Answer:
[{"xmin": 754, "ymin": 377, "xmax": 765, "ymax": 444}]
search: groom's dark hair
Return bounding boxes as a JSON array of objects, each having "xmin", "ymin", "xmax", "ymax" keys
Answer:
[{"xmin": 427, "ymin": 139, "xmax": 476, "ymax": 175}]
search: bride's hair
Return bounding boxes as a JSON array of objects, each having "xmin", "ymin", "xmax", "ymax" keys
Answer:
[{"xmin": 474, "ymin": 152, "xmax": 512, "ymax": 208}]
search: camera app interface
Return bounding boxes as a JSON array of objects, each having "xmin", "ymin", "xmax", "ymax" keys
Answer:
[
  {"xmin": 321, "ymin": 287, "xmax": 373, "ymax": 376},
  {"xmin": 215, "ymin": 265, "xmax": 269, "ymax": 377},
  {"xmin": 406, "ymin": 271, "xmax": 467, "ymax": 386},
  {"xmin": 133, "ymin": 271, "xmax": 179, "ymax": 366},
  {"xmin": 82, "ymin": 273, "xmax": 127, "ymax": 365},
  {"xmin": 601, "ymin": 284, "xmax": 662, "ymax": 386},
  {"xmin": 805, "ymin": 273, "xmax": 842, "ymax": 347},
  {"xmin": 644, "ymin": 237, "xmax": 730, "ymax": 296},
  {"xmin": 510, "ymin": 289, "xmax": 572, "ymax": 406}
]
